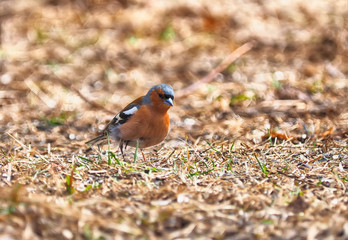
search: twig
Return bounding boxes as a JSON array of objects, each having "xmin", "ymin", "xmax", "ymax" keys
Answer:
[
  {"xmin": 54, "ymin": 75, "xmax": 115, "ymax": 115},
  {"xmin": 25, "ymin": 78, "xmax": 57, "ymax": 108},
  {"xmin": 175, "ymin": 42, "xmax": 253, "ymax": 99},
  {"xmin": 6, "ymin": 132, "xmax": 28, "ymax": 149},
  {"xmin": 7, "ymin": 162, "xmax": 12, "ymax": 182},
  {"xmin": 6, "ymin": 132, "xmax": 50, "ymax": 163}
]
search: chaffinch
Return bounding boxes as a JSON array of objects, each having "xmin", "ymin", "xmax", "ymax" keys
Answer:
[{"xmin": 86, "ymin": 84, "xmax": 174, "ymax": 157}]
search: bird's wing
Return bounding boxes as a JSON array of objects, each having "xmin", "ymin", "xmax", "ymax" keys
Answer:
[
  {"xmin": 86, "ymin": 96, "xmax": 144, "ymax": 146},
  {"xmin": 103, "ymin": 96, "xmax": 144, "ymax": 133}
]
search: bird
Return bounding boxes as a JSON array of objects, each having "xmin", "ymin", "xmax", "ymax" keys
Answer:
[{"xmin": 86, "ymin": 84, "xmax": 174, "ymax": 159}]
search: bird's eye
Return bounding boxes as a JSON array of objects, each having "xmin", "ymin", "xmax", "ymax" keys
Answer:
[
  {"xmin": 158, "ymin": 93, "xmax": 165, "ymax": 99},
  {"xmin": 165, "ymin": 94, "xmax": 173, "ymax": 100}
]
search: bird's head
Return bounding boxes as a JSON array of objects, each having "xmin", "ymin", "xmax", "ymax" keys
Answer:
[{"xmin": 143, "ymin": 84, "xmax": 174, "ymax": 112}]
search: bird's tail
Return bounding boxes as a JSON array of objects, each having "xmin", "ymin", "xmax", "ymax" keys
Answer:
[{"xmin": 85, "ymin": 134, "xmax": 108, "ymax": 146}]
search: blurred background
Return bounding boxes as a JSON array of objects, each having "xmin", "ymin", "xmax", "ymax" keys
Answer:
[
  {"xmin": 0, "ymin": 0, "xmax": 347, "ymax": 148},
  {"xmin": 0, "ymin": 1, "xmax": 347, "ymax": 239}
]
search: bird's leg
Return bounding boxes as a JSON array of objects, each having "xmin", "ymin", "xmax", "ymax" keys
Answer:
[
  {"xmin": 119, "ymin": 140, "xmax": 125, "ymax": 160},
  {"xmin": 141, "ymin": 149, "xmax": 146, "ymax": 162}
]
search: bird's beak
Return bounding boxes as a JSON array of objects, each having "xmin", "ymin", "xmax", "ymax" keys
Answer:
[{"xmin": 165, "ymin": 98, "xmax": 173, "ymax": 106}]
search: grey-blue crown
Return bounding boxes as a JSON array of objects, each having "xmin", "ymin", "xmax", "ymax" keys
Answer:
[{"xmin": 143, "ymin": 84, "xmax": 174, "ymax": 105}]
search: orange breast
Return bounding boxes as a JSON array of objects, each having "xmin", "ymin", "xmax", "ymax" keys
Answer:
[
  {"xmin": 118, "ymin": 105, "xmax": 170, "ymax": 148},
  {"xmin": 140, "ymin": 112, "xmax": 170, "ymax": 148}
]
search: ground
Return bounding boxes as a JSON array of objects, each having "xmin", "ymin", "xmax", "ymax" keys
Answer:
[{"xmin": 0, "ymin": 0, "xmax": 347, "ymax": 239}]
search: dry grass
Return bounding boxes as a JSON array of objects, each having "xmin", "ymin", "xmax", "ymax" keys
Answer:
[{"xmin": 0, "ymin": 0, "xmax": 347, "ymax": 239}]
